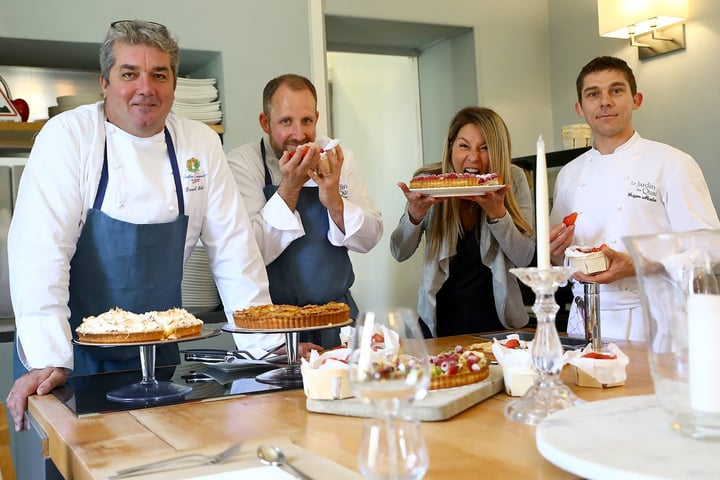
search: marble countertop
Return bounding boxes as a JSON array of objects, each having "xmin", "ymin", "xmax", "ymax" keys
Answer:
[{"xmin": 537, "ymin": 394, "xmax": 720, "ymax": 479}]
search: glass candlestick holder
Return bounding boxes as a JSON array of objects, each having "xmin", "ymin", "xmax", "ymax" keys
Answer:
[{"xmin": 505, "ymin": 266, "xmax": 584, "ymax": 425}]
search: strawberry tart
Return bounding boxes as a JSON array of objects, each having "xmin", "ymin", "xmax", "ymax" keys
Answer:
[{"xmin": 409, "ymin": 172, "xmax": 500, "ymax": 189}]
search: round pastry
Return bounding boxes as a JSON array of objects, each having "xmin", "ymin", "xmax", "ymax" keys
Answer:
[
  {"xmin": 76, "ymin": 307, "xmax": 203, "ymax": 343},
  {"xmin": 429, "ymin": 345, "xmax": 490, "ymax": 390},
  {"xmin": 409, "ymin": 172, "xmax": 500, "ymax": 189},
  {"xmin": 232, "ymin": 302, "xmax": 351, "ymax": 330}
]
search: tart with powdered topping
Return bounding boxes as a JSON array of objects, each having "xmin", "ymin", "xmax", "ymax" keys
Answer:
[{"xmin": 76, "ymin": 307, "xmax": 203, "ymax": 343}]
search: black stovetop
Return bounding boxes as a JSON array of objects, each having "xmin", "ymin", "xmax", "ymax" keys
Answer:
[{"xmin": 53, "ymin": 361, "xmax": 299, "ymax": 416}]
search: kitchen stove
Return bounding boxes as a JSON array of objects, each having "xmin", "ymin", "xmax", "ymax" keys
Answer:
[{"xmin": 52, "ymin": 361, "xmax": 298, "ymax": 416}]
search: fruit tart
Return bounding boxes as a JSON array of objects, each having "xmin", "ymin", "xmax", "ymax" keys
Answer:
[{"xmin": 428, "ymin": 345, "xmax": 490, "ymax": 390}]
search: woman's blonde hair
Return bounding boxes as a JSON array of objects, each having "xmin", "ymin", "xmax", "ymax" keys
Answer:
[{"xmin": 421, "ymin": 107, "xmax": 533, "ymax": 258}]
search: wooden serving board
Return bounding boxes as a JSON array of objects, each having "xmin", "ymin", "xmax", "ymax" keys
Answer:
[{"xmin": 306, "ymin": 365, "xmax": 504, "ymax": 421}]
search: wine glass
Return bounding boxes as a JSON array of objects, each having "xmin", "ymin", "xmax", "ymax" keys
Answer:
[
  {"xmin": 358, "ymin": 417, "xmax": 429, "ymax": 480},
  {"xmin": 348, "ymin": 307, "xmax": 431, "ymax": 416},
  {"xmin": 348, "ymin": 307, "xmax": 431, "ymax": 480}
]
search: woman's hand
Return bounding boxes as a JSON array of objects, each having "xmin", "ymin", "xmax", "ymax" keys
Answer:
[
  {"xmin": 461, "ymin": 184, "xmax": 509, "ymax": 221},
  {"xmin": 396, "ymin": 182, "xmax": 443, "ymax": 224}
]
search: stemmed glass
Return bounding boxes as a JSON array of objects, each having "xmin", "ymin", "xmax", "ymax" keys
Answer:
[{"xmin": 348, "ymin": 308, "xmax": 431, "ymax": 480}]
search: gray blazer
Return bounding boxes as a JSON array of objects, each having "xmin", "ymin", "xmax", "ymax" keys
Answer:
[{"xmin": 390, "ymin": 164, "xmax": 535, "ymax": 336}]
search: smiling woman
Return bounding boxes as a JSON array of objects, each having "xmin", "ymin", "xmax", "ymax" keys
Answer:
[{"xmin": 391, "ymin": 106, "xmax": 536, "ymax": 339}]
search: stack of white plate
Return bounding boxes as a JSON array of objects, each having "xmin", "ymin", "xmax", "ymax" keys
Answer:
[
  {"xmin": 181, "ymin": 244, "xmax": 221, "ymax": 314},
  {"xmin": 173, "ymin": 77, "xmax": 222, "ymax": 124},
  {"xmin": 50, "ymin": 94, "xmax": 103, "ymax": 117}
]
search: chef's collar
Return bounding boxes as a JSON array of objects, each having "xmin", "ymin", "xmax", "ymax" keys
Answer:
[{"xmin": 590, "ymin": 131, "xmax": 641, "ymax": 156}]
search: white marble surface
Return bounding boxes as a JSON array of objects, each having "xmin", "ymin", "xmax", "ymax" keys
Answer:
[{"xmin": 536, "ymin": 394, "xmax": 720, "ymax": 480}]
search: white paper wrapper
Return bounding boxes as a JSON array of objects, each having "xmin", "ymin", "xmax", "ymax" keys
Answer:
[
  {"xmin": 491, "ymin": 334, "xmax": 537, "ymax": 397},
  {"xmin": 566, "ymin": 343, "xmax": 629, "ymax": 386},
  {"xmin": 565, "ymin": 245, "xmax": 608, "ymax": 274},
  {"xmin": 301, "ymin": 348, "xmax": 352, "ymax": 400}
]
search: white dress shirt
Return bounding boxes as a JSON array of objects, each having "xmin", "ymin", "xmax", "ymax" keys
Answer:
[{"xmin": 8, "ymin": 103, "xmax": 273, "ymax": 370}]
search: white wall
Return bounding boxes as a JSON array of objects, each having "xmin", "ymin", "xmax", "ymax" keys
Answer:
[
  {"xmin": 418, "ymin": 31, "xmax": 478, "ymax": 165},
  {"xmin": 323, "ymin": 0, "xmax": 555, "ymax": 157},
  {"xmin": 327, "ymin": 52, "xmax": 424, "ymax": 312}
]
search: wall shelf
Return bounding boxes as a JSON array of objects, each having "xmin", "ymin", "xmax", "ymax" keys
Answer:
[{"xmin": 0, "ymin": 121, "xmax": 224, "ymax": 150}]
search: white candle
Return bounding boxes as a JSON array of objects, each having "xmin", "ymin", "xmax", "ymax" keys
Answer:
[
  {"xmin": 536, "ymin": 134, "xmax": 550, "ymax": 269},
  {"xmin": 688, "ymin": 294, "xmax": 720, "ymax": 413}
]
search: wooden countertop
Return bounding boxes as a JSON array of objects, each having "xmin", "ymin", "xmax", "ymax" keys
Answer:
[{"xmin": 28, "ymin": 335, "xmax": 652, "ymax": 479}]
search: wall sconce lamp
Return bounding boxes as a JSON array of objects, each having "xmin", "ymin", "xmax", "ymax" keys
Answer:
[{"xmin": 597, "ymin": 0, "xmax": 689, "ymax": 60}]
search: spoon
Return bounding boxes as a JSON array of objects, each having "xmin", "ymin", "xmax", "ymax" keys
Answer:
[{"xmin": 257, "ymin": 444, "xmax": 313, "ymax": 480}]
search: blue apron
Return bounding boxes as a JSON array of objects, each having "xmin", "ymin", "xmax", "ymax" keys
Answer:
[
  {"xmin": 261, "ymin": 139, "xmax": 357, "ymax": 347},
  {"xmin": 14, "ymin": 127, "xmax": 188, "ymax": 378}
]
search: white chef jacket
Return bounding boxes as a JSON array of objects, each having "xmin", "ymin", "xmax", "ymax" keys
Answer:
[
  {"xmin": 226, "ymin": 134, "xmax": 383, "ymax": 266},
  {"xmin": 8, "ymin": 102, "xmax": 274, "ymax": 370},
  {"xmin": 550, "ymin": 132, "xmax": 720, "ymax": 340}
]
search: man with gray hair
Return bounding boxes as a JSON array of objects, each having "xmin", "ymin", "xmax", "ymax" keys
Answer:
[{"xmin": 5, "ymin": 20, "xmax": 270, "ymax": 431}]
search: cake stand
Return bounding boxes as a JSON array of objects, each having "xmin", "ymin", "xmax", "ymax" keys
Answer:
[
  {"xmin": 222, "ymin": 319, "xmax": 353, "ymax": 387},
  {"xmin": 73, "ymin": 327, "xmax": 221, "ymax": 404}
]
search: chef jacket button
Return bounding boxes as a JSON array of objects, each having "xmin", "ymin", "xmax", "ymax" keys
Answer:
[
  {"xmin": 168, "ymin": 206, "xmax": 175, "ymax": 212},
  {"xmin": 580, "ymin": 182, "xmax": 586, "ymax": 187},
  {"xmin": 117, "ymin": 202, "xmax": 124, "ymax": 209},
  {"xmin": 616, "ymin": 205, "xmax": 623, "ymax": 211}
]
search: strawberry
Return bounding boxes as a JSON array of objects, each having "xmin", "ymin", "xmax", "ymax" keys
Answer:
[
  {"xmin": 504, "ymin": 339, "xmax": 521, "ymax": 349},
  {"xmin": 582, "ymin": 352, "xmax": 617, "ymax": 360},
  {"xmin": 563, "ymin": 212, "xmax": 579, "ymax": 226},
  {"xmin": 590, "ymin": 243, "xmax": 608, "ymax": 253}
]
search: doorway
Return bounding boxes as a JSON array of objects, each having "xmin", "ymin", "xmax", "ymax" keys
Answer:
[
  {"xmin": 326, "ymin": 51, "xmax": 424, "ymax": 311},
  {"xmin": 323, "ymin": 16, "xmax": 478, "ymax": 312}
]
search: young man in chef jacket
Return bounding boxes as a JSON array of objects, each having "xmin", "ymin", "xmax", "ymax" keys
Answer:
[
  {"xmin": 549, "ymin": 55, "xmax": 719, "ymax": 341},
  {"xmin": 226, "ymin": 74, "xmax": 383, "ymax": 348},
  {"xmin": 5, "ymin": 20, "xmax": 273, "ymax": 431}
]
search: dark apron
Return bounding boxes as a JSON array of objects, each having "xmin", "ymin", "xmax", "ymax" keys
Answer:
[
  {"xmin": 14, "ymin": 127, "xmax": 188, "ymax": 378},
  {"xmin": 261, "ymin": 139, "xmax": 356, "ymax": 347}
]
